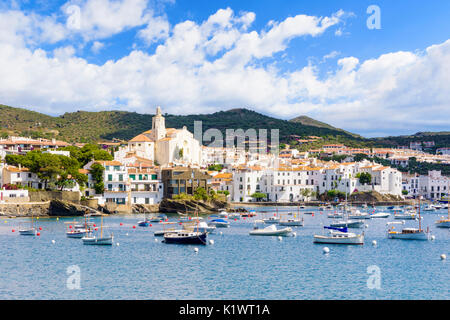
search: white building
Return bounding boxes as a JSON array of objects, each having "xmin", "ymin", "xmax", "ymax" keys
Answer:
[{"xmin": 115, "ymin": 106, "xmax": 202, "ymax": 167}]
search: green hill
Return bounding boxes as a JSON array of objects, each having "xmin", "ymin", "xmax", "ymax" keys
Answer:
[
  {"xmin": 0, "ymin": 104, "xmax": 372, "ymax": 148},
  {"xmin": 289, "ymin": 115, "xmax": 362, "ymax": 138}
]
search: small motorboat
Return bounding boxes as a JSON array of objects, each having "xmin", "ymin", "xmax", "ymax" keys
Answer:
[
  {"xmin": 387, "ymin": 227, "xmax": 430, "ymax": 240},
  {"xmin": 327, "ymin": 212, "xmax": 344, "ymax": 219},
  {"xmin": 163, "ymin": 231, "xmax": 207, "ymax": 245},
  {"xmin": 278, "ymin": 218, "xmax": 304, "ymax": 227},
  {"xmin": 249, "ymin": 224, "xmax": 292, "ymax": 236},
  {"xmin": 348, "ymin": 210, "xmax": 371, "ymax": 219},
  {"xmin": 330, "ymin": 219, "xmax": 364, "ymax": 229},
  {"xmin": 150, "ymin": 214, "xmax": 168, "ymax": 222},
  {"xmin": 370, "ymin": 212, "xmax": 390, "ymax": 218},
  {"xmin": 263, "ymin": 216, "xmax": 280, "ymax": 224},
  {"xmin": 19, "ymin": 227, "xmax": 37, "ymax": 236},
  {"xmin": 394, "ymin": 212, "xmax": 417, "ymax": 220},
  {"xmin": 138, "ymin": 219, "xmax": 151, "ymax": 227},
  {"xmin": 241, "ymin": 211, "xmax": 257, "ymax": 217},
  {"xmin": 423, "ymin": 205, "xmax": 436, "ymax": 212},
  {"xmin": 66, "ymin": 228, "xmax": 89, "ymax": 238},
  {"xmin": 313, "ymin": 226, "xmax": 364, "ymax": 245},
  {"xmin": 208, "ymin": 218, "xmax": 230, "ymax": 228},
  {"xmin": 228, "ymin": 212, "xmax": 241, "ymax": 220},
  {"xmin": 185, "ymin": 221, "xmax": 216, "ymax": 234}
]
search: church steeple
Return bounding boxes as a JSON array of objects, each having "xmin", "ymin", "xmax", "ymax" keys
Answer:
[{"xmin": 152, "ymin": 106, "xmax": 166, "ymax": 140}]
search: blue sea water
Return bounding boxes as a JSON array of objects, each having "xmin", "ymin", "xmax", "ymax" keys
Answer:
[{"xmin": 0, "ymin": 206, "xmax": 448, "ymax": 300}]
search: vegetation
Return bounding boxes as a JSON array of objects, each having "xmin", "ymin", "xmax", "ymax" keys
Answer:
[
  {"xmin": 208, "ymin": 164, "xmax": 224, "ymax": 171},
  {"xmin": 89, "ymin": 163, "xmax": 105, "ymax": 194},
  {"xmin": 356, "ymin": 172, "xmax": 372, "ymax": 185},
  {"xmin": 250, "ymin": 192, "xmax": 267, "ymax": 201},
  {"xmin": 5, "ymin": 151, "xmax": 87, "ymax": 190},
  {"xmin": 59, "ymin": 144, "xmax": 113, "ymax": 166}
]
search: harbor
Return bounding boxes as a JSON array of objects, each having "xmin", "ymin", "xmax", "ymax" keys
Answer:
[{"xmin": 0, "ymin": 204, "xmax": 448, "ymax": 300}]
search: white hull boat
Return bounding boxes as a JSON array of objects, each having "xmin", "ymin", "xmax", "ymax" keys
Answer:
[
  {"xmin": 19, "ymin": 228, "xmax": 37, "ymax": 236},
  {"xmin": 387, "ymin": 228, "xmax": 429, "ymax": 240},
  {"xmin": 263, "ymin": 217, "xmax": 280, "ymax": 224},
  {"xmin": 394, "ymin": 213, "xmax": 417, "ymax": 220},
  {"xmin": 370, "ymin": 212, "xmax": 390, "ymax": 218},
  {"xmin": 249, "ymin": 224, "xmax": 292, "ymax": 236},
  {"xmin": 330, "ymin": 220, "xmax": 364, "ymax": 228},
  {"xmin": 278, "ymin": 219, "xmax": 304, "ymax": 227},
  {"xmin": 66, "ymin": 228, "xmax": 89, "ymax": 238},
  {"xmin": 82, "ymin": 235, "xmax": 114, "ymax": 245},
  {"xmin": 314, "ymin": 230, "xmax": 364, "ymax": 245}
]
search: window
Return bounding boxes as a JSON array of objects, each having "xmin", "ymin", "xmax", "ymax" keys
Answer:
[{"xmin": 108, "ymin": 174, "xmax": 113, "ymax": 181}]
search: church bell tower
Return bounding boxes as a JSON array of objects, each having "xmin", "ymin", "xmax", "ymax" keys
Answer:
[{"xmin": 152, "ymin": 106, "xmax": 166, "ymax": 141}]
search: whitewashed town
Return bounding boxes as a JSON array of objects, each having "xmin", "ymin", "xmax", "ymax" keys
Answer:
[{"xmin": 1, "ymin": 107, "xmax": 449, "ymax": 211}]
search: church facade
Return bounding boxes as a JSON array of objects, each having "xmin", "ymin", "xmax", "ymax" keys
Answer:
[{"xmin": 116, "ymin": 107, "xmax": 202, "ymax": 167}]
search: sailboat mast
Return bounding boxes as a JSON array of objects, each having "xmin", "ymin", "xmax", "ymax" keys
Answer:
[
  {"xmin": 418, "ymin": 196, "xmax": 421, "ymax": 231},
  {"xmin": 100, "ymin": 214, "xmax": 103, "ymax": 238}
]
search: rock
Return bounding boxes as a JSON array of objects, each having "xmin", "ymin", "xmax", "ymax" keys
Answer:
[{"xmin": 49, "ymin": 200, "xmax": 87, "ymax": 216}]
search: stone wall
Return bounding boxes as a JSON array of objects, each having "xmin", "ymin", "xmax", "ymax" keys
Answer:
[
  {"xmin": 0, "ymin": 202, "xmax": 51, "ymax": 217},
  {"xmin": 29, "ymin": 191, "xmax": 80, "ymax": 203}
]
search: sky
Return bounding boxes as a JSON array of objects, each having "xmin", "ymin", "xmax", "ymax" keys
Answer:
[{"xmin": 0, "ymin": 0, "xmax": 449, "ymax": 137}]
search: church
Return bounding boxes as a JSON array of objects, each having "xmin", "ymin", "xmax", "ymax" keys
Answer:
[{"xmin": 116, "ymin": 107, "xmax": 202, "ymax": 167}]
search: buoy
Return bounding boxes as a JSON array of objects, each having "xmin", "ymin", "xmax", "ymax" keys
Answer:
[
  {"xmin": 116, "ymin": 243, "xmax": 120, "ymax": 246},
  {"xmin": 56, "ymin": 217, "xmax": 59, "ymax": 221},
  {"xmin": 94, "ymin": 228, "xmax": 98, "ymax": 231},
  {"xmin": 441, "ymin": 254, "xmax": 446, "ymax": 260},
  {"xmin": 209, "ymin": 239, "xmax": 214, "ymax": 245},
  {"xmin": 154, "ymin": 238, "xmax": 158, "ymax": 242},
  {"xmin": 39, "ymin": 227, "xmax": 42, "ymax": 230},
  {"xmin": 292, "ymin": 232, "xmax": 297, "ymax": 237},
  {"xmin": 431, "ymin": 235, "xmax": 436, "ymax": 241},
  {"xmin": 372, "ymin": 240, "xmax": 377, "ymax": 246},
  {"xmin": 149, "ymin": 224, "xmax": 152, "ymax": 227},
  {"xmin": 51, "ymin": 240, "xmax": 56, "ymax": 244},
  {"xmin": 126, "ymin": 233, "xmax": 129, "ymax": 236},
  {"xmin": 365, "ymin": 224, "xmax": 369, "ymax": 228},
  {"xmin": 159, "ymin": 220, "xmax": 162, "ymax": 223},
  {"xmin": 93, "ymin": 224, "xmax": 96, "ymax": 227},
  {"xmin": 69, "ymin": 225, "xmax": 72, "ymax": 229},
  {"xmin": 120, "ymin": 223, "xmax": 123, "ymax": 226},
  {"xmin": 278, "ymin": 236, "xmax": 282, "ymax": 241},
  {"xmin": 12, "ymin": 229, "xmax": 15, "ymax": 232},
  {"xmin": 234, "ymin": 219, "xmax": 237, "ymax": 221},
  {"xmin": 323, "ymin": 247, "xmax": 330, "ymax": 254},
  {"xmin": 219, "ymin": 231, "xmax": 223, "ymax": 235},
  {"xmin": 132, "ymin": 226, "xmax": 136, "ymax": 229},
  {"xmin": 36, "ymin": 232, "xmax": 40, "ymax": 236},
  {"xmin": 194, "ymin": 247, "xmax": 199, "ymax": 253}
]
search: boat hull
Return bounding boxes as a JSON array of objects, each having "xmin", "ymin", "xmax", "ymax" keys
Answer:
[
  {"xmin": 82, "ymin": 236, "xmax": 113, "ymax": 245},
  {"xmin": 435, "ymin": 220, "xmax": 450, "ymax": 228},
  {"xmin": 387, "ymin": 232, "xmax": 429, "ymax": 240},
  {"xmin": 19, "ymin": 229, "xmax": 37, "ymax": 236},
  {"xmin": 163, "ymin": 232, "xmax": 207, "ymax": 245},
  {"xmin": 278, "ymin": 220, "xmax": 304, "ymax": 227},
  {"xmin": 330, "ymin": 220, "xmax": 364, "ymax": 228},
  {"xmin": 313, "ymin": 234, "xmax": 364, "ymax": 245},
  {"xmin": 249, "ymin": 227, "xmax": 292, "ymax": 236}
]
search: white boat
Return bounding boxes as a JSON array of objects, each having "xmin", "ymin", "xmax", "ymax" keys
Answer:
[
  {"xmin": 66, "ymin": 228, "xmax": 89, "ymax": 238},
  {"xmin": 394, "ymin": 212, "xmax": 417, "ymax": 220},
  {"xmin": 330, "ymin": 219, "xmax": 364, "ymax": 228},
  {"xmin": 435, "ymin": 193, "xmax": 450, "ymax": 228},
  {"xmin": 279, "ymin": 218, "xmax": 304, "ymax": 226},
  {"xmin": 185, "ymin": 221, "xmax": 216, "ymax": 234},
  {"xmin": 313, "ymin": 227, "xmax": 364, "ymax": 245},
  {"xmin": 348, "ymin": 210, "xmax": 371, "ymax": 219},
  {"xmin": 263, "ymin": 216, "xmax": 280, "ymax": 224},
  {"xmin": 387, "ymin": 198, "xmax": 430, "ymax": 240},
  {"xmin": 19, "ymin": 228, "xmax": 37, "ymax": 236},
  {"xmin": 81, "ymin": 215, "xmax": 113, "ymax": 245},
  {"xmin": 327, "ymin": 212, "xmax": 344, "ymax": 219},
  {"xmin": 208, "ymin": 218, "xmax": 230, "ymax": 228},
  {"xmin": 370, "ymin": 212, "xmax": 390, "ymax": 218},
  {"xmin": 423, "ymin": 205, "xmax": 436, "ymax": 212},
  {"xmin": 227, "ymin": 212, "xmax": 241, "ymax": 220},
  {"xmin": 249, "ymin": 224, "xmax": 292, "ymax": 236}
]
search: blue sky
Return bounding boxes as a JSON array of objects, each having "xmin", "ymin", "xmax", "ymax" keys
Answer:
[{"xmin": 0, "ymin": 0, "xmax": 449, "ymax": 137}]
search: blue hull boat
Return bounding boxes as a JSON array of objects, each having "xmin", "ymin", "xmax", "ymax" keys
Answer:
[{"xmin": 138, "ymin": 220, "xmax": 150, "ymax": 227}]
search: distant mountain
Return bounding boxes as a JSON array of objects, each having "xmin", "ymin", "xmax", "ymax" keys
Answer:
[
  {"xmin": 0, "ymin": 104, "xmax": 368, "ymax": 146},
  {"xmin": 289, "ymin": 115, "xmax": 362, "ymax": 138}
]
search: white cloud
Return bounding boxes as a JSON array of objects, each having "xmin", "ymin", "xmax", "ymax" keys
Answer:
[
  {"xmin": 91, "ymin": 40, "xmax": 104, "ymax": 53},
  {"xmin": 0, "ymin": 6, "xmax": 448, "ymax": 136}
]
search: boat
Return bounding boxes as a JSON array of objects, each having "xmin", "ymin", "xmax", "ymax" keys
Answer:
[
  {"xmin": 327, "ymin": 212, "xmax": 344, "ymax": 219},
  {"xmin": 227, "ymin": 212, "xmax": 240, "ymax": 220},
  {"xmin": 149, "ymin": 214, "xmax": 168, "ymax": 223},
  {"xmin": 249, "ymin": 223, "xmax": 292, "ymax": 236},
  {"xmin": 369, "ymin": 212, "xmax": 390, "ymax": 218},
  {"xmin": 330, "ymin": 219, "xmax": 364, "ymax": 228},
  {"xmin": 18, "ymin": 213, "xmax": 38, "ymax": 236},
  {"xmin": 387, "ymin": 198, "xmax": 430, "ymax": 240},
  {"xmin": 263, "ymin": 216, "xmax": 280, "ymax": 224},
  {"xmin": 348, "ymin": 209, "xmax": 371, "ymax": 219},
  {"xmin": 66, "ymin": 228, "xmax": 89, "ymax": 238},
  {"xmin": 423, "ymin": 205, "xmax": 436, "ymax": 212},
  {"xmin": 185, "ymin": 221, "xmax": 216, "ymax": 234},
  {"xmin": 208, "ymin": 218, "xmax": 230, "ymax": 228},
  {"xmin": 394, "ymin": 211, "xmax": 417, "ymax": 220},
  {"xmin": 163, "ymin": 231, "xmax": 207, "ymax": 244},
  {"xmin": 435, "ymin": 186, "xmax": 450, "ymax": 228},
  {"xmin": 138, "ymin": 212, "xmax": 151, "ymax": 227},
  {"xmin": 241, "ymin": 210, "xmax": 257, "ymax": 217},
  {"xmin": 279, "ymin": 206, "xmax": 304, "ymax": 226},
  {"xmin": 313, "ymin": 226, "xmax": 364, "ymax": 245},
  {"xmin": 218, "ymin": 209, "xmax": 228, "ymax": 218},
  {"xmin": 82, "ymin": 215, "xmax": 113, "ymax": 245},
  {"xmin": 153, "ymin": 222, "xmax": 183, "ymax": 236}
]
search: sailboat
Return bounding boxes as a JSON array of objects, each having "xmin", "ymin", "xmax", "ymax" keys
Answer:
[
  {"xmin": 82, "ymin": 215, "xmax": 114, "ymax": 245},
  {"xmin": 387, "ymin": 197, "xmax": 430, "ymax": 240},
  {"xmin": 279, "ymin": 205, "xmax": 304, "ymax": 226},
  {"xmin": 330, "ymin": 192, "xmax": 365, "ymax": 228},
  {"xmin": 138, "ymin": 212, "xmax": 151, "ymax": 227},
  {"xmin": 313, "ymin": 226, "xmax": 364, "ymax": 245},
  {"xmin": 19, "ymin": 213, "xmax": 38, "ymax": 236},
  {"xmin": 66, "ymin": 216, "xmax": 91, "ymax": 238},
  {"xmin": 435, "ymin": 184, "xmax": 450, "ymax": 228},
  {"xmin": 263, "ymin": 203, "xmax": 280, "ymax": 224}
]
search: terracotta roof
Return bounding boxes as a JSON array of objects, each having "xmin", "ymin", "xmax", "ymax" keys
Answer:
[
  {"xmin": 78, "ymin": 169, "xmax": 89, "ymax": 174},
  {"xmin": 129, "ymin": 134, "xmax": 153, "ymax": 143},
  {"xmin": 96, "ymin": 160, "xmax": 123, "ymax": 166},
  {"xmin": 213, "ymin": 173, "xmax": 233, "ymax": 179},
  {"xmin": 5, "ymin": 166, "xmax": 29, "ymax": 173}
]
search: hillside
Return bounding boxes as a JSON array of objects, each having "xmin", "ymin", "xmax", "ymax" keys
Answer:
[
  {"xmin": 371, "ymin": 131, "xmax": 450, "ymax": 151},
  {"xmin": 0, "ymin": 104, "xmax": 370, "ymax": 146},
  {"xmin": 289, "ymin": 115, "xmax": 362, "ymax": 138}
]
